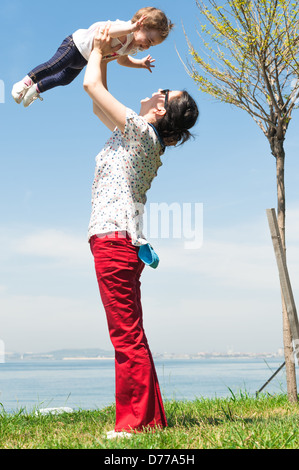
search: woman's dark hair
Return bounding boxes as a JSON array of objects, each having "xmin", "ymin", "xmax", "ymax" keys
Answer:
[{"xmin": 155, "ymin": 91, "xmax": 199, "ymax": 147}]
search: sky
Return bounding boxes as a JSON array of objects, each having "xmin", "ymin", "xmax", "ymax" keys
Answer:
[{"xmin": 1, "ymin": 0, "xmax": 299, "ymax": 356}]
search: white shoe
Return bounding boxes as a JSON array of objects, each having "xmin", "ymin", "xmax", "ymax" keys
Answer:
[
  {"xmin": 23, "ymin": 84, "xmax": 43, "ymax": 107},
  {"xmin": 106, "ymin": 430, "xmax": 133, "ymax": 439},
  {"xmin": 11, "ymin": 77, "xmax": 32, "ymax": 104}
]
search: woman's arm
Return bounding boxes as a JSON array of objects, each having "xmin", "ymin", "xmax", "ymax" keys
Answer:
[
  {"xmin": 91, "ymin": 61, "xmax": 116, "ymax": 131},
  {"xmin": 83, "ymin": 27, "xmax": 126, "ymax": 132}
]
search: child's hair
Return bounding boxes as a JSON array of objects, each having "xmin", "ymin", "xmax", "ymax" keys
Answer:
[
  {"xmin": 155, "ymin": 91, "xmax": 199, "ymax": 147},
  {"xmin": 131, "ymin": 7, "xmax": 174, "ymax": 39}
]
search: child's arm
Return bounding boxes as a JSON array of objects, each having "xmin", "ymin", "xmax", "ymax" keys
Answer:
[
  {"xmin": 117, "ymin": 54, "xmax": 155, "ymax": 73},
  {"xmin": 84, "ymin": 26, "xmax": 127, "ymax": 133},
  {"xmin": 104, "ymin": 15, "xmax": 146, "ymax": 39}
]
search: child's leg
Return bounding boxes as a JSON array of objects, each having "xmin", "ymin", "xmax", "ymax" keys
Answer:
[
  {"xmin": 12, "ymin": 35, "xmax": 86, "ymax": 104},
  {"xmin": 28, "ymin": 35, "xmax": 87, "ymax": 92},
  {"xmin": 36, "ymin": 67, "xmax": 83, "ymax": 93}
]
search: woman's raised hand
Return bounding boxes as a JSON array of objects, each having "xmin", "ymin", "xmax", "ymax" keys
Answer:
[{"xmin": 93, "ymin": 23, "xmax": 121, "ymax": 56}]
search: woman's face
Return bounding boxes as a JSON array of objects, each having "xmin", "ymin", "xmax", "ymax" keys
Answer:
[
  {"xmin": 140, "ymin": 89, "xmax": 182, "ymax": 115},
  {"xmin": 132, "ymin": 28, "xmax": 163, "ymax": 51}
]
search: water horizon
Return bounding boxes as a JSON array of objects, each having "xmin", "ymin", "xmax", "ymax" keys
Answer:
[{"xmin": 0, "ymin": 356, "xmax": 293, "ymax": 415}]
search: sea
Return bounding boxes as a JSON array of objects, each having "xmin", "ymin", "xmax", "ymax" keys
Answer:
[{"xmin": 0, "ymin": 356, "xmax": 293, "ymax": 414}]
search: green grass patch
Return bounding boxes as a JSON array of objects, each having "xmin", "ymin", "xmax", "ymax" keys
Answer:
[{"xmin": 1, "ymin": 394, "xmax": 299, "ymax": 449}]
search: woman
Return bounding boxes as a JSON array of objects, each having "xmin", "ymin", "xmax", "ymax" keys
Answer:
[{"xmin": 83, "ymin": 26, "xmax": 199, "ymax": 438}]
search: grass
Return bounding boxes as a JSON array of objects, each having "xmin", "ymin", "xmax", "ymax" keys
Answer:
[{"xmin": 1, "ymin": 393, "xmax": 299, "ymax": 449}]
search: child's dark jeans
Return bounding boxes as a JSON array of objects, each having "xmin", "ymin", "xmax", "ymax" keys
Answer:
[{"xmin": 28, "ymin": 35, "xmax": 87, "ymax": 92}]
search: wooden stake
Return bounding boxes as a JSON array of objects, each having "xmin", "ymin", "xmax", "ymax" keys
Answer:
[{"xmin": 266, "ymin": 208, "xmax": 299, "ymax": 362}]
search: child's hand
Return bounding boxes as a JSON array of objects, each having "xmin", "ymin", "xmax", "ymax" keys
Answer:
[
  {"xmin": 140, "ymin": 54, "xmax": 155, "ymax": 73},
  {"xmin": 94, "ymin": 23, "xmax": 121, "ymax": 56},
  {"xmin": 131, "ymin": 15, "xmax": 147, "ymax": 32}
]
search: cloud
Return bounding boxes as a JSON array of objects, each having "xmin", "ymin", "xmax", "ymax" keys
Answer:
[
  {"xmin": 3, "ymin": 211, "xmax": 299, "ymax": 294},
  {"xmin": 0, "ymin": 292, "xmax": 109, "ymax": 353},
  {"xmin": 154, "ymin": 238, "xmax": 281, "ymax": 292},
  {"xmin": 153, "ymin": 207, "xmax": 299, "ymax": 294},
  {"xmin": 13, "ymin": 228, "xmax": 90, "ymax": 267}
]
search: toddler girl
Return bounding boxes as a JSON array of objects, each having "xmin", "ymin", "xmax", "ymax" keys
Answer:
[{"xmin": 12, "ymin": 7, "xmax": 173, "ymax": 107}]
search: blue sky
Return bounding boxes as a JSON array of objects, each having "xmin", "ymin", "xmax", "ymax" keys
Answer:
[{"xmin": 1, "ymin": 0, "xmax": 299, "ymax": 355}]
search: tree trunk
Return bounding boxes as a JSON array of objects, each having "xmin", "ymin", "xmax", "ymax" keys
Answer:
[{"xmin": 274, "ymin": 139, "xmax": 298, "ymax": 402}]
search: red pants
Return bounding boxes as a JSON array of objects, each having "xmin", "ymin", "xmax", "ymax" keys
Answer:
[{"xmin": 90, "ymin": 233, "xmax": 167, "ymax": 432}]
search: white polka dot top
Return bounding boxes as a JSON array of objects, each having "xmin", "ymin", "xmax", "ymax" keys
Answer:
[{"xmin": 88, "ymin": 108, "xmax": 163, "ymax": 246}]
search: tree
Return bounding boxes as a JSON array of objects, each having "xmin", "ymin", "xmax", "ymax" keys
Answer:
[{"xmin": 184, "ymin": 0, "xmax": 299, "ymax": 401}]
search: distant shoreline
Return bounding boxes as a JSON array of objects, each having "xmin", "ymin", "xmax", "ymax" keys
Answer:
[
  {"xmin": 62, "ymin": 357, "xmax": 114, "ymax": 361},
  {"xmin": 2, "ymin": 348, "xmax": 284, "ymax": 362}
]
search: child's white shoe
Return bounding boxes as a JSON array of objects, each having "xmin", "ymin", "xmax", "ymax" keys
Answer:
[
  {"xmin": 23, "ymin": 84, "xmax": 43, "ymax": 107},
  {"xmin": 11, "ymin": 78, "xmax": 32, "ymax": 104}
]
